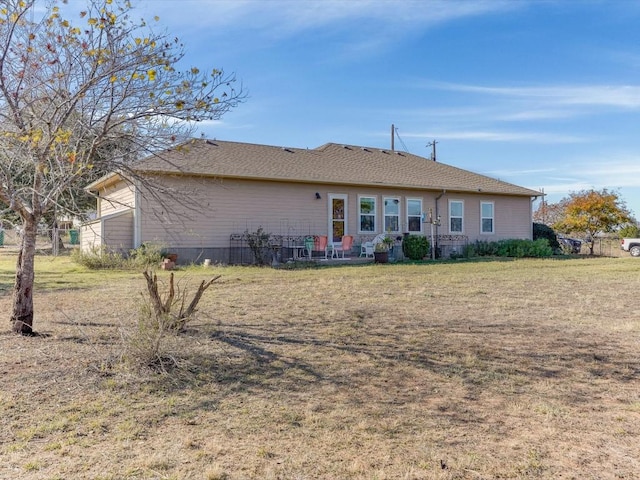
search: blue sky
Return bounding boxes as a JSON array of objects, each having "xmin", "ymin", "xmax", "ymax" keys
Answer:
[{"xmin": 133, "ymin": 0, "xmax": 640, "ymax": 215}]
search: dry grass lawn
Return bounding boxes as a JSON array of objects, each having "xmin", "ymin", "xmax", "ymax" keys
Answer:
[{"xmin": 0, "ymin": 253, "xmax": 639, "ymax": 479}]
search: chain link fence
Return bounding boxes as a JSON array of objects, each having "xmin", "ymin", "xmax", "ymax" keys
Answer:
[{"xmin": 0, "ymin": 226, "xmax": 80, "ymax": 252}]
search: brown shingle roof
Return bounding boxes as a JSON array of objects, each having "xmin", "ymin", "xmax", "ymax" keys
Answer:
[{"xmin": 132, "ymin": 138, "xmax": 540, "ymax": 197}]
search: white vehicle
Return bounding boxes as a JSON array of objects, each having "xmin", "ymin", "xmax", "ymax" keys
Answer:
[{"xmin": 620, "ymin": 238, "xmax": 640, "ymax": 257}]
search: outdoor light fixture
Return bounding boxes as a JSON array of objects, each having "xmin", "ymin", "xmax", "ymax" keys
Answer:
[
  {"xmin": 315, "ymin": 192, "xmax": 321, "ymax": 199},
  {"xmin": 427, "ymin": 208, "xmax": 442, "ymax": 261}
]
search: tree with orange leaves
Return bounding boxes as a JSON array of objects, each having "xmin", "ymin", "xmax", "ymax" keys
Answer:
[{"xmin": 553, "ymin": 189, "xmax": 631, "ymax": 255}]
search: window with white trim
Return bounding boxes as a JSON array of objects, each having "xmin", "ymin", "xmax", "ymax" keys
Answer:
[
  {"xmin": 449, "ymin": 200, "xmax": 463, "ymax": 233},
  {"xmin": 383, "ymin": 197, "xmax": 400, "ymax": 232},
  {"xmin": 406, "ymin": 198, "xmax": 423, "ymax": 233},
  {"xmin": 481, "ymin": 201, "xmax": 494, "ymax": 234},
  {"xmin": 358, "ymin": 196, "xmax": 376, "ymax": 233}
]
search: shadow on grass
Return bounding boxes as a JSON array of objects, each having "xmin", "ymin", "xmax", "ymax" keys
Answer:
[
  {"xmin": 133, "ymin": 317, "xmax": 638, "ymax": 418},
  {"xmin": 259, "ymin": 318, "xmax": 630, "ymax": 385},
  {"xmin": 53, "ymin": 320, "xmax": 122, "ymax": 328}
]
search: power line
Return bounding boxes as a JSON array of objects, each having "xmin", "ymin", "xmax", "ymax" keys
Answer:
[{"xmin": 394, "ymin": 126, "xmax": 409, "ymax": 153}]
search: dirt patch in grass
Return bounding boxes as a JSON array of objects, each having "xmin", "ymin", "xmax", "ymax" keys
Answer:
[{"xmin": 0, "ymin": 256, "xmax": 639, "ymax": 479}]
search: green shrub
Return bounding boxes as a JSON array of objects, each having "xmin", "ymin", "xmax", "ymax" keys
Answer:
[
  {"xmin": 128, "ymin": 242, "xmax": 164, "ymax": 268},
  {"xmin": 462, "ymin": 243, "xmax": 477, "ymax": 258},
  {"xmin": 471, "ymin": 238, "xmax": 553, "ymax": 258},
  {"xmin": 72, "ymin": 243, "xmax": 169, "ymax": 270},
  {"xmin": 533, "ymin": 223, "xmax": 560, "ymax": 251},
  {"xmin": 474, "ymin": 240, "xmax": 498, "ymax": 256},
  {"xmin": 71, "ymin": 243, "xmax": 169, "ymax": 270},
  {"xmin": 402, "ymin": 235, "xmax": 429, "ymax": 260},
  {"xmin": 529, "ymin": 238, "xmax": 554, "ymax": 257},
  {"xmin": 71, "ymin": 246, "xmax": 128, "ymax": 269},
  {"xmin": 618, "ymin": 224, "xmax": 640, "ymax": 239}
]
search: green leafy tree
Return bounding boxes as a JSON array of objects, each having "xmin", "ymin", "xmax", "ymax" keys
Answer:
[
  {"xmin": 553, "ymin": 189, "xmax": 631, "ymax": 255},
  {"xmin": 0, "ymin": 0, "xmax": 244, "ymax": 334},
  {"xmin": 618, "ymin": 224, "xmax": 640, "ymax": 239}
]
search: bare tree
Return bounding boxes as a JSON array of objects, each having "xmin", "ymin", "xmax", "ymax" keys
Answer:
[
  {"xmin": 0, "ymin": 0, "xmax": 244, "ymax": 334},
  {"xmin": 533, "ymin": 197, "xmax": 569, "ymax": 226}
]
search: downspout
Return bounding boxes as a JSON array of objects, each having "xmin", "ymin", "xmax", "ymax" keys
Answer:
[
  {"xmin": 531, "ymin": 195, "xmax": 540, "ymax": 240},
  {"xmin": 434, "ymin": 190, "xmax": 446, "ymax": 258},
  {"xmin": 133, "ymin": 178, "xmax": 142, "ymax": 248},
  {"xmin": 431, "ymin": 189, "xmax": 447, "ymax": 260}
]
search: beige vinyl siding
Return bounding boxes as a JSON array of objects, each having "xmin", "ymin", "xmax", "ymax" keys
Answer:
[
  {"xmin": 80, "ymin": 211, "xmax": 133, "ymax": 253},
  {"xmin": 98, "ymin": 181, "xmax": 135, "ymax": 217},
  {"xmin": 492, "ymin": 196, "xmax": 533, "ymax": 239},
  {"xmin": 136, "ymin": 176, "xmax": 461, "ymax": 249},
  {"xmin": 441, "ymin": 193, "xmax": 532, "ymax": 242},
  {"xmin": 138, "ymin": 176, "xmax": 329, "ymax": 248},
  {"xmin": 103, "ymin": 211, "xmax": 134, "ymax": 252},
  {"xmin": 128, "ymin": 175, "xmax": 533, "ymax": 251},
  {"xmin": 80, "ymin": 219, "xmax": 102, "ymax": 251}
]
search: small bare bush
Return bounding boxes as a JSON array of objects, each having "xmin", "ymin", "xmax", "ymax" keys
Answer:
[
  {"xmin": 120, "ymin": 270, "xmax": 220, "ymax": 371},
  {"xmin": 142, "ymin": 270, "xmax": 221, "ymax": 332},
  {"xmin": 120, "ymin": 302, "xmax": 177, "ymax": 371}
]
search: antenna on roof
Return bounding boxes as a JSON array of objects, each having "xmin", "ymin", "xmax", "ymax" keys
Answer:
[{"xmin": 426, "ymin": 140, "xmax": 438, "ymax": 161}]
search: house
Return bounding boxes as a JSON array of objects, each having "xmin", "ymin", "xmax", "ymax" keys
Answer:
[{"xmin": 80, "ymin": 138, "xmax": 542, "ymax": 263}]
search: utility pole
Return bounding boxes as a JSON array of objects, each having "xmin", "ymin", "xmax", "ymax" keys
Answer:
[
  {"xmin": 427, "ymin": 140, "xmax": 437, "ymax": 161},
  {"xmin": 391, "ymin": 124, "xmax": 395, "ymax": 151}
]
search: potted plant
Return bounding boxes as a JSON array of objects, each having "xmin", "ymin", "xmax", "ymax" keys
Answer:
[{"xmin": 373, "ymin": 235, "xmax": 394, "ymax": 263}]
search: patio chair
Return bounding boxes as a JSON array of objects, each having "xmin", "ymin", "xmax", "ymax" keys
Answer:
[
  {"xmin": 360, "ymin": 241, "xmax": 374, "ymax": 258},
  {"xmin": 313, "ymin": 235, "xmax": 328, "ymax": 260},
  {"xmin": 371, "ymin": 233, "xmax": 388, "ymax": 250},
  {"xmin": 333, "ymin": 235, "xmax": 354, "ymax": 259},
  {"xmin": 303, "ymin": 236, "xmax": 315, "ymax": 260}
]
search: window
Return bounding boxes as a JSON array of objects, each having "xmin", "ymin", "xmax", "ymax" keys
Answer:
[
  {"xmin": 449, "ymin": 200, "xmax": 463, "ymax": 233},
  {"xmin": 481, "ymin": 202, "xmax": 494, "ymax": 234},
  {"xmin": 383, "ymin": 197, "xmax": 400, "ymax": 232},
  {"xmin": 406, "ymin": 198, "xmax": 423, "ymax": 233},
  {"xmin": 358, "ymin": 196, "xmax": 376, "ymax": 233}
]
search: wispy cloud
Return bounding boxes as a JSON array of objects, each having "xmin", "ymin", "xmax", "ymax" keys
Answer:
[
  {"xmin": 136, "ymin": 0, "xmax": 524, "ymax": 49},
  {"xmin": 575, "ymin": 158, "xmax": 640, "ymax": 187},
  {"xmin": 486, "ymin": 167, "xmax": 559, "ymax": 177},
  {"xmin": 400, "ymin": 129, "xmax": 587, "ymax": 143},
  {"xmin": 141, "ymin": 0, "xmax": 520, "ymax": 29},
  {"xmin": 432, "ymin": 82, "xmax": 640, "ymax": 109},
  {"xmin": 390, "ymin": 81, "xmax": 640, "ymax": 145},
  {"xmin": 523, "ymin": 155, "xmax": 640, "ymax": 203},
  {"xmin": 496, "ymin": 108, "xmax": 583, "ymax": 121}
]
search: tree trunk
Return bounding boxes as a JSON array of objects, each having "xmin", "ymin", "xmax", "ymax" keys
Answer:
[{"xmin": 11, "ymin": 218, "xmax": 38, "ymax": 335}]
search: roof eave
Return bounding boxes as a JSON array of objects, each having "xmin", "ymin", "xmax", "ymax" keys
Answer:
[
  {"xmin": 84, "ymin": 171, "xmax": 123, "ymax": 192},
  {"xmin": 133, "ymin": 169, "xmax": 540, "ymax": 197}
]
